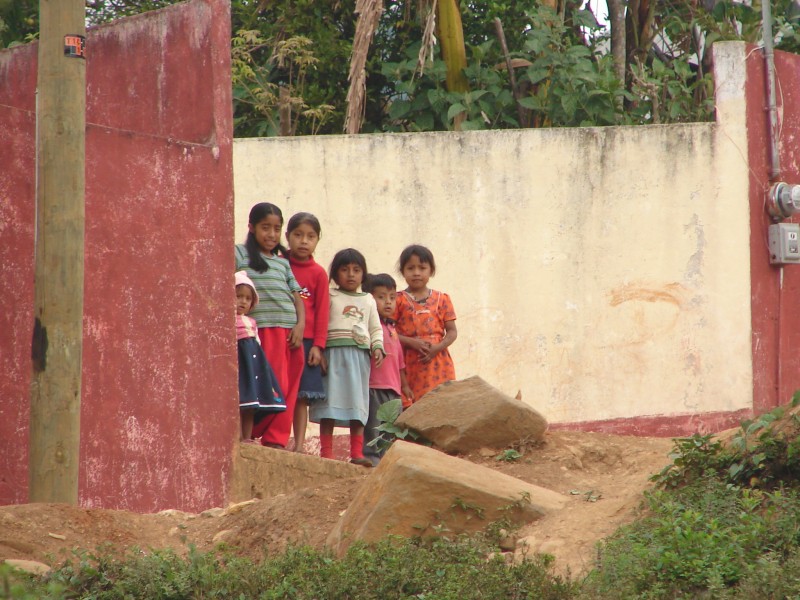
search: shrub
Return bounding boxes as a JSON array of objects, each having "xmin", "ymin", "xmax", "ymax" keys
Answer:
[
  {"xmin": 583, "ymin": 480, "xmax": 800, "ymax": 598},
  {"xmin": 14, "ymin": 534, "xmax": 576, "ymax": 600}
]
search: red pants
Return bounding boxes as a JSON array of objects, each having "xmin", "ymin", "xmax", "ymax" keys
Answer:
[{"xmin": 251, "ymin": 327, "xmax": 305, "ymax": 447}]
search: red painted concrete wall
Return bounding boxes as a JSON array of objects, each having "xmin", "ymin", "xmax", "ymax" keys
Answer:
[
  {"xmin": 747, "ymin": 46, "xmax": 800, "ymax": 415},
  {"xmin": 0, "ymin": 0, "xmax": 237, "ymax": 512}
]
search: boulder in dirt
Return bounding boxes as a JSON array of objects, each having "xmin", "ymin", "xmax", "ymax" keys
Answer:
[
  {"xmin": 395, "ymin": 376, "xmax": 548, "ymax": 454},
  {"xmin": 3, "ymin": 559, "xmax": 51, "ymax": 575},
  {"xmin": 326, "ymin": 441, "xmax": 565, "ymax": 556}
]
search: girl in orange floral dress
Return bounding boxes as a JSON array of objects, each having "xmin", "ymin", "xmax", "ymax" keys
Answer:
[{"xmin": 395, "ymin": 245, "xmax": 458, "ymax": 406}]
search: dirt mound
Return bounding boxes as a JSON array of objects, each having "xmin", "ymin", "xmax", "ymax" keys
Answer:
[{"xmin": 0, "ymin": 430, "xmax": 674, "ymax": 577}]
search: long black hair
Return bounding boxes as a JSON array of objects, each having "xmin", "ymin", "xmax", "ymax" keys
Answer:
[{"xmin": 244, "ymin": 202, "xmax": 287, "ymax": 272}]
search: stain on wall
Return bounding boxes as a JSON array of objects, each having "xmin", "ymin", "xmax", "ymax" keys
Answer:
[{"xmin": 0, "ymin": 0, "xmax": 237, "ymax": 512}]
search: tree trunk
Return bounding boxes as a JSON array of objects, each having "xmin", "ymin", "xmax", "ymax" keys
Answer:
[
  {"xmin": 608, "ymin": 0, "xmax": 626, "ymax": 95},
  {"xmin": 625, "ymin": 0, "xmax": 656, "ymax": 66},
  {"xmin": 279, "ymin": 86, "xmax": 292, "ymax": 135}
]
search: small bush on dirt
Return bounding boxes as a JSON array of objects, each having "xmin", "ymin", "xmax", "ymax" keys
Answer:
[
  {"xmin": 496, "ymin": 448, "xmax": 523, "ymax": 462},
  {"xmin": 582, "ymin": 479, "xmax": 800, "ymax": 598},
  {"xmin": 366, "ymin": 397, "xmax": 423, "ymax": 454},
  {"xmin": 653, "ymin": 393, "xmax": 800, "ymax": 491},
  {"xmin": 583, "ymin": 393, "xmax": 800, "ymax": 599},
  {"xmin": 11, "ymin": 533, "xmax": 576, "ymax": 600}
]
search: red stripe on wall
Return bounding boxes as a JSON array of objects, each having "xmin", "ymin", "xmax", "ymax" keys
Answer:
[{"xmin": 549, "ymin": 408, "xmax": 753, "ymax": 437}]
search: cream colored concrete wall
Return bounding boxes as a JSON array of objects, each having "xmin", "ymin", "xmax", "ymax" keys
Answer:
[{"xmin": 233, "ymin": 43, "xmax": 752, "ymax": 425}]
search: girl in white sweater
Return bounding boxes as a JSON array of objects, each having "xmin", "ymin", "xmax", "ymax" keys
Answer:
[{"xmin": 310, "ymin": 248, "xmax": 384, "ymax": 466}]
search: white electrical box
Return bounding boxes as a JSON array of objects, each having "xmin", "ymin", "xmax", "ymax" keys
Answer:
[{"xmin": 769, "ymin": 223, "xmax": 800, "ymax": 264}]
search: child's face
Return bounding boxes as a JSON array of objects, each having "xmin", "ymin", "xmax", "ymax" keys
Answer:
[
  {"xmin": 336, "ymin": 262, "xmax": 363, "ymax": 292},
  {"xmin": 371, "ymin": 286, "xmax": 397, "ymax": 320},
  {"xmin": 248, "ymin": 214, "xmax": 282, "ymax": 254},
  {"xmin": 236, "ymin": 285, "xmax": 254, "ymax": 315},
  {"xmin": 286, "ymin": 222, "xmax": 320, "ymax": 261},
  {"xmin": 401, "ymin": 254, "xmax": 432, "ymax": 291}
]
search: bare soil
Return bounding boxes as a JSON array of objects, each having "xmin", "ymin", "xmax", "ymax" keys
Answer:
[{"xmin": 0, "ymin": 430, "xmax": 675, "ymax": 577}]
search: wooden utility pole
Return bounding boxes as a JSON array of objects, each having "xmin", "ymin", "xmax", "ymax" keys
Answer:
[{"xmin": 29, "ymin": 0, "xmax": 86, "ymax": 504}]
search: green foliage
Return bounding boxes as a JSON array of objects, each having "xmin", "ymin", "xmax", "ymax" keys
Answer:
[
  {"xmin": 653, "ymin": 396, "xmax": 800, "ymax": 491},
  {"xmin": 583, "ymin": 396, "xmax": 800, "ymax": 598},
  {"xmin": 628, "ymin": 56, "xmax": 715, "ymax": 124},
  {"xmin": 13, "ymin": 535, "xmax": 576, "ymax": 600},
  {"xmin": 228, "ymin": 0, "xmax": 356, "ymax": 136},
  {"xmin": 584, "ymin": 480, "xmax": 800, "ymax": 598},
  {"xmin": 366, "ymin": 397, "xmax": 421, "ymax": 454},
  {"xmin": 231, "ymin": 31, "xmax": 335, "ymax": 137},
  {"xmin": 651, "ymin": 433, "xmax": 728, "ymax": 489},
  {"xmin": 496, "ymin": 448, "xmax": 523, "ymax": 462},
  {"xmin": 516, "ymin": 8, "xmax": 628, "ymax": 127},
  {"xmin": 0, "ymin": 0, "xmax": 38, "ymax": 48},
  {"xmin": 84, "ymin": 0, "xmax": 178, "ymax": 24},
  {"xmin": 729, "ymin": 547, "xmax": 800, "ymax": 598},
  {"xmin": 381, "ymin": 8, "xmax": 627, "ymax": 132},
  {"xmin": 8, "ymin": 0, "xmax": 800, "ymax": 133}
]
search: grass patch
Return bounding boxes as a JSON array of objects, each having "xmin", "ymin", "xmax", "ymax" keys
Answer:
[
  {"xmin": 5, "ymin": 533, "xmax": 576, "ymax": 600},
  {"xmin": 581, "ymin": 479, "xmax": 800, "ymax": 598},
  {"xmin": 581, "ymin": 397, "xmax": 800, "ymax": 599}
]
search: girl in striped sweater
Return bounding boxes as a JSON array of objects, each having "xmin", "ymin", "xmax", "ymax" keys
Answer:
[{"xmin": 235, "ymin": 203, "xmax": 305, "ymax": 448}]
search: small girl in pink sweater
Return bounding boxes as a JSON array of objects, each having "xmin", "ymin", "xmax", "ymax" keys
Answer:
[{"xmin": 236, "ymin": 270, "xmax": 285, "ymax": 442}]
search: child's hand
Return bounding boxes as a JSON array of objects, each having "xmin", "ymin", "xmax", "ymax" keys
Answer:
[
  {"xmin": 408, "ymin": 337, "xmax": 431, "ymax": 356},
  {"xmin": 373, "ymin": 348, "xmax": 385, "ymax": 368},
  {"xmin": 402, "ymin": 383, "xmax": 415, "ymax": 403},
  {"xmin": 288, "ymin": 324, "xmax": 304, "ymax": 349},
  {"xmin": 308, "ymin": 345, "xmax": 323, "ymax": 367},
  {"xmin": 320, "ymin": 354, "xmax": 328, "ymax": 376},
  {"xmin": 420, "ymin": 342, "xmax": 442, "ymax": 364}
]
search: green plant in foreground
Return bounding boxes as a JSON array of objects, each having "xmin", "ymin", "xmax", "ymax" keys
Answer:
[
  {"xmin": 584, "ymin": 479, "xmax": 800, "ymax": 598},
  {"xmin": 653, "ymin": 392, "xmax": 800, "ymax": 491},
  {"xmin": 583, "ymin": 393, "xmax": 800, "ymax": 598},
  {"xmin": 12, "ymin": 534, "xmax": 576, "ymax": 600},
  {"xmin": 366, "ymin": 397, "xmax": 421, "ymax": 454},
  {"xmin": 651, "ymin": 432, "xmax": 727, "ymax": 489}
]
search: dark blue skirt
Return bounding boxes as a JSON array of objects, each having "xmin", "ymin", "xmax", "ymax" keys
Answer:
[
  {"xmin": 238, "ymin": 337, "xmax": 286, "ymax": 414},
  {"xmin": 298, "ymin": 338, "xmax": 326, "ymax": 403}
]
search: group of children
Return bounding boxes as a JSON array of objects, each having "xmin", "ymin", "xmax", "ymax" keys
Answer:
[{"xmin": 234, "ymin": 202, "xmax": 458, "ymax": 466}]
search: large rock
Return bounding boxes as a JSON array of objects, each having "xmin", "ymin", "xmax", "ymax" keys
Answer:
[
  {"xmin": 3, "ymin": 559, "xmax": 51, "ymax": 575},
  {"xmin": 326, "ymin": 441, "xmax": 565, "ymax": 556},
  {"xmin": 229, "ymin": 442, "xmax": 363, "ymax": 502},
  {"xmin": 395, "ymin": 376, "xmax": 548, "ymax": 454}
]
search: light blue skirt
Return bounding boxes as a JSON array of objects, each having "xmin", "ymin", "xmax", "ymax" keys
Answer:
[{"xmin": 310, "ymin": 346, "xmax": 370, "ymax": 427}]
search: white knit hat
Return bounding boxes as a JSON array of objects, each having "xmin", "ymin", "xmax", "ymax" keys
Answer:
[{"xmin": 235, "ymin": 270, "xmax": 259, "ymax": 308}]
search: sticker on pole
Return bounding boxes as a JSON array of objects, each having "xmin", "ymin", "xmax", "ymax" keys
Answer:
[{"xmin": 64, "ymin": 35, "xmax": 86, "ymax": 59}]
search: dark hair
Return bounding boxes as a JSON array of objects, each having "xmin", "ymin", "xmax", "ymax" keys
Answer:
[
  {"xmin": 363, "ymin": 273, "xmax": 396, "ymax": 294},
  {"xmin": 398, "ymin": 244, "xmax": 436, "ymax": 276},
  {"xmin": 329, "ymin": 248, "xmax": 368, "ymax": 286},
  {"xmin": 286, "ymin": 212, "xmax": 321, "ymax": 236},
  {"xmin": 244, "ymin": 203, "xmax": 286, "ymax": 272}
]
